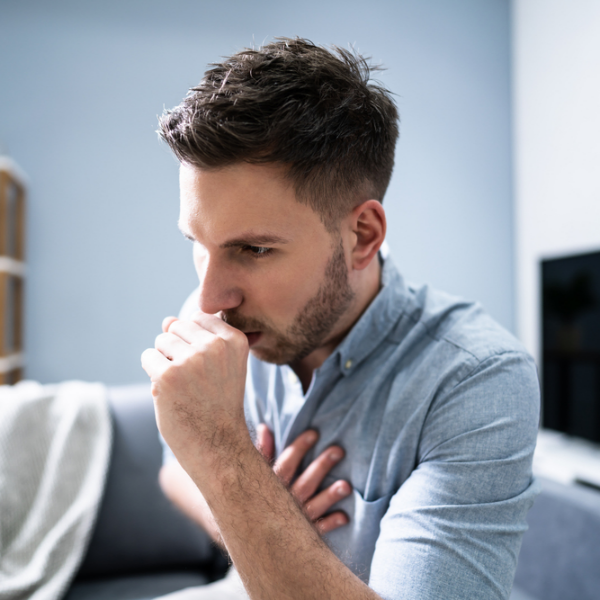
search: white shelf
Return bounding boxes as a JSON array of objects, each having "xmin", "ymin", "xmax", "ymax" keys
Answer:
[
  {"xmin": 0, "ymin": 256, "xmax": 26, "ymax": 277},
  {"xmin": 533, "ymin": 428, "xmax": 600, "ymax": 488},
  {"xmin": 0, "ymin": 156, "xmax": 28, "ymax": 186}
]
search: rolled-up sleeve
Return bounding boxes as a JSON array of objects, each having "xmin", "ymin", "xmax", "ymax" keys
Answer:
[{"xmin": 369, "ymin": 351, "xmax": 541, "ymax": 600}]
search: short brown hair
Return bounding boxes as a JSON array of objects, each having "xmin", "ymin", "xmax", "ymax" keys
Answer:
[{"xmin": 159, "ymin": 38, "xmax": 399, "ymax": 229}]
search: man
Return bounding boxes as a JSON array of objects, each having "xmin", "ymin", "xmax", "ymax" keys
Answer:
[{"xmin": 142, "ymin": 38, "xmax": 540, "ymax": 600}]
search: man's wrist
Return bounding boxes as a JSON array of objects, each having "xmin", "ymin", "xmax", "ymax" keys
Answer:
[{"xmin": 183, "ymin": 424, "xmax": 257, "ymax": 491}]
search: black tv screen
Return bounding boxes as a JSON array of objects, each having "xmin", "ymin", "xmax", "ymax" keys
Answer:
[{"xmin": 542, "ymin": 249, "xmax": 600, "ymax": 443}]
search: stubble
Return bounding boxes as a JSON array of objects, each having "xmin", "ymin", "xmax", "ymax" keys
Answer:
[{"xmin": 222, "ymin": 240, "xmax": 355, "ymax": 365}]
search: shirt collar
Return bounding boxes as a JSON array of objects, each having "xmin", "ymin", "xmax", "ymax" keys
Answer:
[{"xmin": 323, "ymin": 252, "xmax": 408, "ymax": 377}]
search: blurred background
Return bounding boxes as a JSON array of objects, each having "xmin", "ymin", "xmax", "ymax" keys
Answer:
[{"xmin": 0, "ymin": 0, "xmax": 598, "ymax": 387}]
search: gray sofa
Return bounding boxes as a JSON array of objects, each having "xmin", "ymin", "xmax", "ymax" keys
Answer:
[
  {"xmin": 66, "ymin": 385, "xmax": 227, "ymax": 600},
  {"xmin": 511, "ymin": 476, "xmax": 600, "ymax": 600},
  {"xmin": 66, "ymin": 384, "xmax": 600, "ymax": 600}
]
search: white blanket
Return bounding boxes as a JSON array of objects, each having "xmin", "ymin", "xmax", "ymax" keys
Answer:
[{"xmin": 0, "ymin": 381, "xmax": 112, "ymax": 600}]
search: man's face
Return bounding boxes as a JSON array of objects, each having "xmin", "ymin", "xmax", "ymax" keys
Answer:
[{"xmin": 179, "ymin": 162, "xmax": 356, "ymax": 365}]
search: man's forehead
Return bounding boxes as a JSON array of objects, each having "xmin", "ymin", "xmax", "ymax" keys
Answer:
[
  {"xmin": 179, "ymin": 161, "xmax": 291, "ymax": 193},
  {"xmin": 178, "ymin": 162, "xmax": 328, "ymax": 245},
  {"xmin": 179, "ymin": 163, "xmax": 297, "ymax": 214}
]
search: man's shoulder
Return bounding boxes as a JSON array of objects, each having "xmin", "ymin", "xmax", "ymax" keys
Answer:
[
  {"xmin": 388, "ymin": 278, "xmax": 532, "ymax": 378},
  {"xmin": 385, "ymin": 279, "xmax": 540, "ymax": 474}
]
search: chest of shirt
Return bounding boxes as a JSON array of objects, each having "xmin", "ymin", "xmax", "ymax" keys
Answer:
[{"xmin": 244, "ymin": 336, "xmax": 464, "ymax": 504}]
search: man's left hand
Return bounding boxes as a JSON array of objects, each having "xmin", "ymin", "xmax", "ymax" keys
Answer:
[{"xmin": 256, "ymin": 425, "xmax": 352, "ymax": 534}]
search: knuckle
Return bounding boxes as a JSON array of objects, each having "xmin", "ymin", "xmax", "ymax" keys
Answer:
[
  {"xmin": 230, "ymin": 329, "xmax": 249, "ymax": 351},
  {"xmin": 231, "ymin": 327, "xmax": 246, "ymax": 343},
  {"xmin": 276, "ymin": 446, "xmax": 293, "ymax": 465},
  {"xmin": 166, "ymin": 319, "xmax": 181, "ymax": 334},
  {"xmin": 274, "ymin": 465, "xmax": 292, "ymax": 486},
  {"xmin": 214, "ymin": 335, "xmax": 230, "ymax": 356},
  {"xmin": 315, "ymin": 515, "xmax": 337, "ymax": 535},
  {"xmin": 190, "ymin": 335, "xmax": 208, "ymax": 352},
  {"xmin": 286, "ymin": 443, "xmax": 304, "ymax": 462},
  {"xmin": 141, "ymin": 348, "xmax": 153, "ymax": 362},
  {"xmin": 155, "ymin": 332, "xmax": 170, "ymax": 347},
  {"xmin": 163, "ymin": 316, "xmax": 178, "ymax": 332},
  {"xmin": 202, "ymin": 334, "xmax": 227, "ymax": 360},
  {"xmin": 275, "ymin": 448, "xmax": 298, "ymax": 473},
  {"xmin": 293, "ymin": 485, "xmax": 310, "ymax": 504}
]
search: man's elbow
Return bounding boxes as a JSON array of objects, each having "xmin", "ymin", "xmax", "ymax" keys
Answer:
[{"xmin": 158, "ymin": 463, "xmax": 177, "ymax": 502}]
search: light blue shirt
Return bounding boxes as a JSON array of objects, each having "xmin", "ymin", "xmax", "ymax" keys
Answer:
[{"xmin": 168, "ymin": 254, "xmax": 540, "ymax": 600}]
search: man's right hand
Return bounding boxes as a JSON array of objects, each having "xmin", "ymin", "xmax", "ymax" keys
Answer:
[{"xmin": 256, "ymin": 424, "xmax": 352, "ymax": 534}]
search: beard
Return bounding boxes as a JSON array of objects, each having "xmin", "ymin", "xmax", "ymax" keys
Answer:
[{"xmin": 222, "ymin": 240, "xmax": 355, "ymax": 365}]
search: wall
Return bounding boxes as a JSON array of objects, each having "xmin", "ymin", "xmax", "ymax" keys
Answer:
[
  {"xmin": 0, "ymin": 0, "xmax": 514, "ymax": 384},
  {"xmin": 513, "ymin": 0, "xmax": 600, "ymax": 362}
]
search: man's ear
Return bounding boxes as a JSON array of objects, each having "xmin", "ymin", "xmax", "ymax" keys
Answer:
[{"xmin": 348, "ymin": 200, "xmax": 386, "ymax": 271}]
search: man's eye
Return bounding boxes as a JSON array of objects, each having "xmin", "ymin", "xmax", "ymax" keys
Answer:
[{"xmin": 244, "ymin": 246, "xmax": 272, "ymax": 257}]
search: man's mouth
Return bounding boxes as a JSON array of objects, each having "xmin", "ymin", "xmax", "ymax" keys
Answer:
[{"xmin": 244, "ymin": 332, "xmax": 262, "ymax": 347}]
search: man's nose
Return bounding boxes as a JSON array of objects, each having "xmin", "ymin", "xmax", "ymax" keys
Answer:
[{"xmin": 196, "ymin": 255, "xmax": 243, "ymax": 315}]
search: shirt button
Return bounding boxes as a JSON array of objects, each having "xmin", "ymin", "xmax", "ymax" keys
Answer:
[{"xmin": 345, "ymin": 359, "xmax": 353, "ymax": 370}]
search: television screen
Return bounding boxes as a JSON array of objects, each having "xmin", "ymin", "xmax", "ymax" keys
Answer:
[{"xmin": 542, "ymin": 249, "xmax": 600, "ymax": 443}]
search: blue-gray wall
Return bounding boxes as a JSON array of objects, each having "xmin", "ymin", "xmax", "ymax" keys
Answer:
[{"xmin": 0, "ymin": 0, "xmax": 514, "ymax": 384}]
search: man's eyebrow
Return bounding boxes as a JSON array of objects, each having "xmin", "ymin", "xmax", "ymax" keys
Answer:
[
  {"xmin": 178, "ymin": 225, "xmax": 289, "ymax": 247},
  {"xmin": 220, "ymin": 233, "xmax": 290, "ymax": 248}
]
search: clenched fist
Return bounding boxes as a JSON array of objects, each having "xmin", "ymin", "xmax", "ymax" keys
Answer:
[{"xmin": 141, "ymin": 312, "xmax": 250, "ymax": 474}]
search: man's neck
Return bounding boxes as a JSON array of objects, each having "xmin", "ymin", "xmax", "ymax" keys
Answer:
[{"xmin": 290, "ymin": 257, "xmax": 382, "ymax": 393}]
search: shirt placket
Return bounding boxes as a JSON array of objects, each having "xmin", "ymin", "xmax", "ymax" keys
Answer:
[{"xmin": 278, "ymin": 360, "xmax": 342, "ymax": 452}]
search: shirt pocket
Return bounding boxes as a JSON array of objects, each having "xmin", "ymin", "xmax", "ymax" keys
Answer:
[{"xmin": 323, "ymin": 489, "xmax": 392, "ymax": 582}]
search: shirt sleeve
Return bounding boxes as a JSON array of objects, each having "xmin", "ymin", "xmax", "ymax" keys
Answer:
[{"xmin": 368, "ymin": 351, "xmax": 541, "ymax": 600}]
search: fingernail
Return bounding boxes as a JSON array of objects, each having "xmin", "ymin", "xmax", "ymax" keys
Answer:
[
  {"xmin": 329, "ymin": 450, "xmax": 343, "ymax": 461},
  {"xmin": 305, "ymin": 431, "xmax": 318, "ymax": 445},
  {"xmin": 337, "ymin": 483, "xmax": 350, "ymax": 497},
  {"xmin": 336, "ymin": 515, "xmax": 347, "ymax": 526}
]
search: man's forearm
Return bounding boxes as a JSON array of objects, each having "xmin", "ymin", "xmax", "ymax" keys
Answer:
[
  {"xmin": 159, "ymin": 427, "xmax": 353, "ymax": 551},
  {"xmin": 186, "ymin": 436, "xmax": 379, "ymax": 600}
]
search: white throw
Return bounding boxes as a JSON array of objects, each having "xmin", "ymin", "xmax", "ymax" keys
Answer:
[{"xmin": 0, "ymin": 380, "xmax": 112, "ymax": 600}]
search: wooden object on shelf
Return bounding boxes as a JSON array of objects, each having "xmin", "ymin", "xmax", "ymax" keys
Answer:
[{"xmin": 0, "ymin": 157, "xmax": 26, "ymax": 385}]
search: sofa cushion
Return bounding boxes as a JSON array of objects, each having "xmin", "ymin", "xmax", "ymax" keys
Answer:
[
  {"xmin": 65, "ymin": 571, "xmax": 209, "ymax": 600},
  {"xmin": 509, "ymin": 586, "xmax": 537, "ymax": 600},
  {"xmin": 514, "ymin": 477, "xmax": 600, "ymax": 600},
  {"xmin": 76, "ymin": 384, "xmax": 220, "ymax": 579}
]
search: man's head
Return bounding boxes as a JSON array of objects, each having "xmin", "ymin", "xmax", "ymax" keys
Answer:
[
  {"xmin": 159, "ymin": 37, "xmax": 399, "ymax": 231},
  {"xmin": 162, "ymin": 39, "xmax": 398, "ymax": 366}
]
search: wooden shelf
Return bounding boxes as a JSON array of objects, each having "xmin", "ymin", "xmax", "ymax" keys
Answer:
[{"xmin": 0, "ymin": 157, "xmax": 26, "ymax": 385}]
